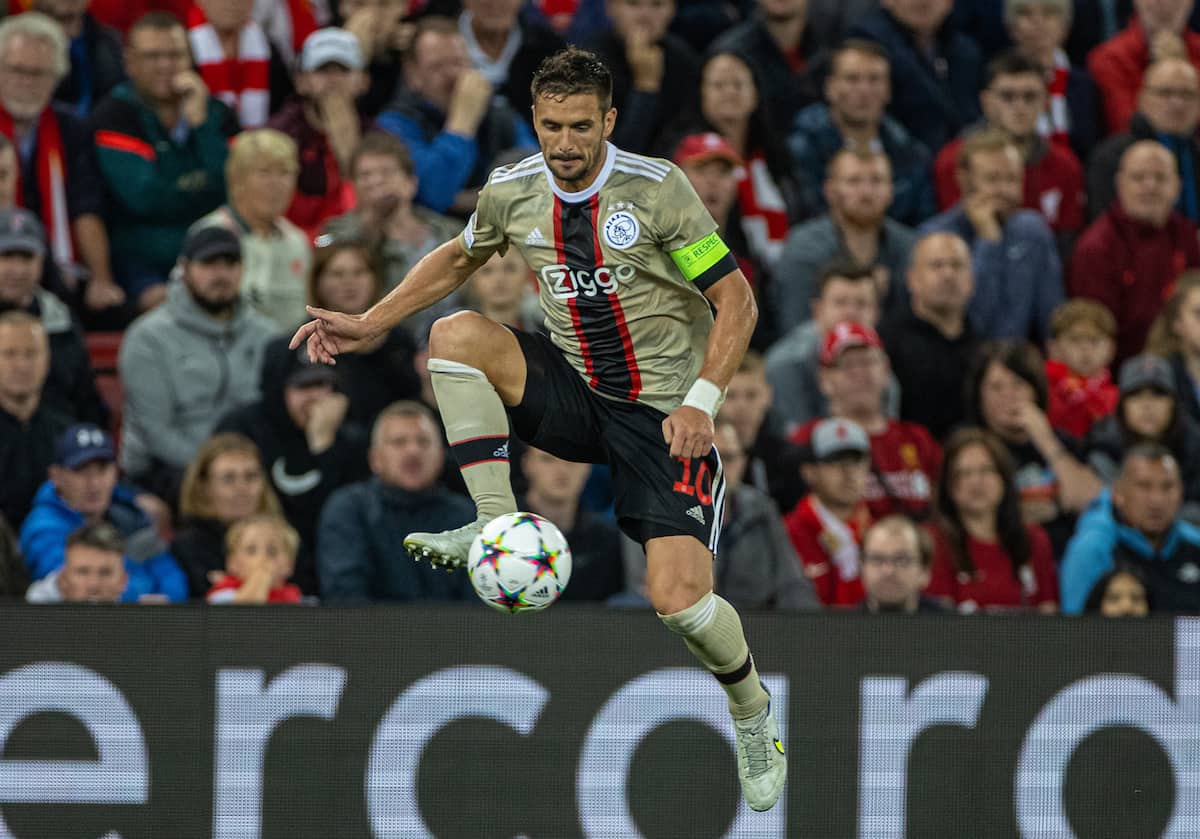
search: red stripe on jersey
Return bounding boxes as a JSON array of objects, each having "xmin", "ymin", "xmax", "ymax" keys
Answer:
[
  {"xmin": 553, "ymin": 195, "xmax": 598, "ymax": 387},
  {"xmin": 589, "ymin": 196, "xmax": 642, "ymax": 400}
]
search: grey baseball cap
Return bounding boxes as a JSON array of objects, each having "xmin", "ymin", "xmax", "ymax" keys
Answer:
[
  {"xmin": 810, "ymin": 418, "xmax": 871, "ymax": 461},
  {"xmin": 0, "ymin": 208, "xmax": 45, "ymax": 256}
]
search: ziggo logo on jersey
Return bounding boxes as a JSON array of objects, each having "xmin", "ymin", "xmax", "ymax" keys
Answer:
[{"xmin": 540, "ymin": 263, "xmax": 636, "ymax": 299}]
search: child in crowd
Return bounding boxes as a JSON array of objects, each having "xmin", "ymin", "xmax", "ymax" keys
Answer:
[
  {"xmin": 1044, "ymin": 299, "xmax": 1117, "ymax": 438},
  {"xmin": 207, "ymin": 514, "xmax": 303, "ymax": 605},
  {"xmin": 1146, "ymin": 271, "xmax": 1200, "ymax": 426}
]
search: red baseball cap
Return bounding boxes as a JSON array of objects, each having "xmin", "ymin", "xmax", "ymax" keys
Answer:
[
  {"xmin": 672, "ymin": 133, "xmax": 743, "ymax": 168},
  {"xmin": 820, "ymin": 321, "xmax": 883, "ymax": 366}
]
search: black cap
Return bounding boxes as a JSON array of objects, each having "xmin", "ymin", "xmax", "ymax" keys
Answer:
[
  {"xmin": 285, "ymin": 344, "xmax": 338, "ymax": 389},
  {"xmin": 181, "ymin": 226, "xmax": 242, "ymax": 262}
]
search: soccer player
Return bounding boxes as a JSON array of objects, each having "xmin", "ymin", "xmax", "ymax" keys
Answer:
[{"xmin": 290, "ymin": 47, "xmax": 786, "ymax": 811}]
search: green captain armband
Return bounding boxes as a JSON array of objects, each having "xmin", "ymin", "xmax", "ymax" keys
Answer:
[{"xmin": 670, "ymin": 232, "xmax": 738, "ymax": 291}]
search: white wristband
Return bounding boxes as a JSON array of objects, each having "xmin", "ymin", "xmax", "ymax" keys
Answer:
[{"xmin": 682, "ymin": 378, "xmax": 723, "ymax": 417}]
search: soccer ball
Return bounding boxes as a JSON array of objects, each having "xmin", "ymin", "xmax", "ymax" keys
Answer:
[{"xmin": 467, "ymin": 512, "xmax": 573, "ymax": 614}]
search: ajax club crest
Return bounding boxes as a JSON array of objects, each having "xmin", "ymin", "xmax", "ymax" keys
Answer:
[{"xmin": 603, "ymin": 211, "xmax": 639, "ymax": 250}]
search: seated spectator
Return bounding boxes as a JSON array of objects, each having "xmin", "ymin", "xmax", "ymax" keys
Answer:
[
  {"xmin": 792, "ymin": 322, "xmax": 942, "ymax": 520},
  {"xmin": 789, "ymin": 39, "xmax": 934, "ymax": 227},
  {"xmin": 1005, "ymin": 0, "xmax": 1101, "ymax": 161},
  {"xmin": 717, "ymin": 351, "xmax": 806, "ymax": 513},
  {"xmin": 318, "ymin": 401, "xmax": 474, "ymax": 602},
  {"xmin": 377, "ymin": 17, "xmax": 535, "ymax": 216},
  {"xmin": 338, "ymin": 0, "xmax": 406, "ymax": 117},
  {"xmin": 207, "ymin": 514, "xmax": 303, "ymax": 603},
  {"xmin": 0, "ymin": 207, "xmax": 106, "ymax": 426},
  {"xmin": 928, "ymin": 427, "xmax": 1059, "ymax": 613},
  {"xmin": 172, "ymin": 432, "xmax": 281, "ymax": 597},
  {"xmin": 921, "ymin": 129, "xmax": 1064, "ymax": 344},
  {"xmin": 879, "ymin": 232, "xmax": 980, "ymax": 440},
  {"xmin": 1087, "ymin": 59, "xmax": 1200, "ymax": 222},
  {"xmin": 712, "ymin": 419, "xmax": 817, "ymax": 611},
  {"xmin": 91, "ymin": 11, "xmax": 236, "ymax": 311},
  {"xmin": 766, "ymin": 260, "xmax": 899, "ymax": 433},
  {"xmin": 785, "ymin": 417, "xmax": 873, "ymax": 607},
  {"xmin": 217, "ymin": 338, "xmax": 370, "ymax": 594},
  {"xmin": 19, "ymin": 422, "xmax": 186, "ymax": 601},
  {"xmin": 459, "ymin": 0, "xmax": 565, "ymax": 124},
  {"xmin": 966, "ymin": 339, "xmax": 1102, "ymax": 555},
  {"xmin": 268, "ymin": 28, "xmax": 366, "ymax": 237},
  {"xmin": 464, "ymin": 248, "xmax": 540, "ymax": 333},
  {"xmin": 1072, "ymin": 140, "xmax": 1200, "ymax": 362},
  {"xmin": 774, "ymin": 148, "xmax": 916, "ymax": 330},
  {"xmin": 1084, "ymin": 564, "xmax": 1153, "ymax": 615},
  {"xmin": 1147, "ymin": 271, "xmax": 1200, "ymax": 424},
  {"xmin": 0, "ymin": 311, "xmax": 71, "ymax": 526},
  {"xmin": 848, "ymin": 0, "xmax": 983, "ymax": 152},
  {"xmin": 0, "ymin": 513, "xmax": 27, "ymax": 597},
  {"xmin": 118, "ymin": 226, "xmax": 277, "ymax": 498},
  {"xmin": 1061, "ymin": 444, "xmax": 1200, "ymax": 612},
  {"xmin": 859, "ymin": 514, "xmax": 945, "ymax": 614},
  {"xmin": 191, "ymin": 129, "xmax": 312, "ymax": 332},
  {"xmin": 0, "ymin": 13, "xmax": 121, "ymax": 318},
  {"xmin": 34, "ymin": 0, "xmax": 124, "ymax": 118},
  {"xmin": 584, "ymin": 0, "xmax": 700, "ymax": 155},
  {"xmin": 26, "ymin": 521, "xmax": 126, "ymax": 603},
  {"xmin": 1045, "ymin": 299, "xmax": 1119, "ymax": 439},
  {"xmin": 934, "ymin": 52, "xmax": 1085, "ymax": 239},
  {"xmin": 1087, "ymin": 0, "xmax": 1200, "ymax": 134}
]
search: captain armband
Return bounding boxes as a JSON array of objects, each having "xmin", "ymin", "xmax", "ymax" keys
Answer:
[{"xmin": 669, "ymin": 232, "xmax": 739, "ymax": 291}]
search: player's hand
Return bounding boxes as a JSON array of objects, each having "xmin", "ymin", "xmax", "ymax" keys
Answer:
[
  {"xmin": 662, "ymin": 406, "xmax": 714, "ymax": 460},
  {"xmin": 289, "ymin": 306, "xmax": 379, "ymax": 365}
]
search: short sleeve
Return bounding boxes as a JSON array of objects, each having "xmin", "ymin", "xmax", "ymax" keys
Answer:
[
  {"xmin": 456, "ymin": 179, "xmax": 508, "ymax": 261},
  {"xmin": 654, "ymin": 167, "xmax": 739, "ymax": 291}
]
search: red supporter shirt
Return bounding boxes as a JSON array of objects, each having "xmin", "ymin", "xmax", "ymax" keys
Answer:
[
  {"xmin": 1088, "ymin": 20, "xmax": 1200, "ymax": 134},
  {"xmin": 926, "ymin": 524, "xmax": 1059, "ymax": 612},
  {"xmin": 784, "ymin": 495, "xmax": 872, "ymax": 607},
  {"xmin": 206, "ymin": 576, "xmax": 303, "ymax": 604},
  {"xmin": 1045, "ymin": 359, "xmax": 1118, "ymax": 438},
  {"xmin": 791, "ymin": 419, "xmax": 942, "ymax": 519}
]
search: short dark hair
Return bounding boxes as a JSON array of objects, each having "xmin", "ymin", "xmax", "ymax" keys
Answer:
[
  {"xmin": 984, "ymin": 50, "xmax": 1045, "ymax": 89},
  {"xmin": 531, "ymin": 47, "xmax": 613, "ymax": 112},
  {"xmin": 66, "ymin": 521, "xmax": 125, "ymax": 557},
  {"xmin": 1084, "ymin": 563, "xmax": 1153, "ymax": 613},
  {"xmin": 863, "ymin": 514, "xmax": 932, "ymax": 569},
  {"xmin": 404, "ymin": 16, "xmax": 459, "ymax": 64},
  {"xmin": 814, "ymin": 260, "xmax": 879, "ymax": 300},
  {"xmin": 1120, "ymin": 442, "xmax": 1179, "ymax": 477},
  {"xmin": 350, "ymin": 131, "xmax": 414, "ymax": 178},
  {"xmin": 129, "ymin": 10, "xmax": 185, "ymax": 37},
  {"xmin": 831, "ymin": 38, "xmax": 889, "ymax": 73}
]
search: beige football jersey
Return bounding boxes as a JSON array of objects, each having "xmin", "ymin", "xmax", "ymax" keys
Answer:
[{"xmin": 459, "ymin": 142, "xmax": 739, "ymax": 415}]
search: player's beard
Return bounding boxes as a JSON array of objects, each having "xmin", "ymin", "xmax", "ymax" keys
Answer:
[{"xmin": 549, "ymin": 141, "xmax": 603, "ymax": 185}]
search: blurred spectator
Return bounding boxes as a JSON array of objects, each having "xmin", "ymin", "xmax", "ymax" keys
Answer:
[
  {"xmin": 1087, "ymin": 58, "xmax": 1200, "ymax": 222},
  {"xmin": 118, "ymin": 226, "xmax": 277, "ymax": 497},
  {"xmin": 25, "ymin": 520, "xmax": 126, "ymax": 603},
  {"xmin": 0, "ymin": 13, "xmax": 121, "ymax": 316},
  {"xmin": 788, "ymin": 39, "xmax": 935, "ymax": 227},
  {"xmin": 317, "ymin": 400, "xmax": 474, "ymax": 602},
  {"xmin": 192, "ymin": 129, "xmax": 310, "ymax": 331},
  {"xmin": 879, "ymin": 232, "xmax": 980, "ymax": 440},
  {"xmin": 1061, "ymin": 443, "xmax": 1200, "ymax": 612},
  {"xmin": 520, "ymin": 446, "xmax": 624, "ymax": 601},
  {"xmin": 717, "ymin": 351, "xmax": 805, "ymax": 513},
  {"xmin": 464, "ymin": 248, "xmax": 540, "ymax": 332},
  {"xmin": 766, "ymin": 260, "xmax": 899, "ymax": 434},
  {"xmin": 928, "ymin": 427, "xmax": 1059, "ymax": 613},
  {"xmin": 1087, "ymin": 0, "xmax": 1200, "ymax": 134},
  {"xmin": 709, "ymin": 0, "xmax": 818, "ymax": 129},
  {"xmin": 1045, "ymin": 299, "xmax": 1119, "ymax": 439},
  {"xmin": 0, "ymin": 513, "xmax": 27, "ymax": 598},
  {"xmin": 712, "ymin": 420, "xmax": 817, "ymax": 611},
  {"xmin": 207, "ymin": 513, "xmax": 304, "ymax": 603},
  {"xmin": 966, "ymin": 339, "xmax": 1102, "ymax": 555},
  {"xmin": 934, "ymin": 52, "xmax": 1086, "ymax": 240},
  {"xmin": 0, "ymin": 311, "xmax": 69, "ymax": 527},
  {"xmin": 338, "ymin": 0, "xmax": 407, "ymax": 117},
  {"xmin": 0, "ymin": 207, "xmax": 106, "ymax": 427},
  {"xmin": 377, "ymin": 17, "xmax": 535, "ymax": 215},
  {"xmin": 921, "ymin": 129, "xmax": 1064, "ymax": 343},
  {"xmin": 1006, "ymin": 0, "xmax": 1101, "ymax": 161},
  {"xmin": 19, "ymin": 422, "xmax": 186, "ymax": 601},
  {"xmin": 268, "ymin": 28, "xmax": 366, "ymax": 237},
  {"xmin": 172, "ymin": 431, "xmax": 281, "ymax": 597},
  {"xmin": 216, "ymin": 337, "xmax": 370, "ymax": 594},
  {"xmin": 584, "ymin": 0, "xmax": 699, "ymax": 155},
  {"xmin": 859, "ymin": 514, "xmax": 945, "ymax": 613},
  {"xmin": 1147, "ymin": 270, "xmax": 1200, "ymax": 424},
  {"xmin": 92, "ymin": 11, "xmax": 236, "ymax": 311},
  {"xmin": 34, "ymin": 0, "xmax": 125, "ymax": 118},
  {"xmin": 848, "ymin": 0, "xmax": 983, "ymax": 152},
  {"xmin": 774, "ymin": 148, "xmax": 916, "ymax": 330},
  {"xmin": 1072, "ymin": 140, "xmax": 1200, "ymax": 362},
  {"xmin": 459, "ymin": 0, "xmax": 565, "ymax": 123},
  {"xmin": 785, "ymin": 417, "xmax": 873, "ymax": 607},
  {"xmin": 792, "ymin": 322, "xmax": 942, "ymax": 520},
  {"xmin": 1083, "ymin": 563, "xmax": 1153, "ymax": 615}
]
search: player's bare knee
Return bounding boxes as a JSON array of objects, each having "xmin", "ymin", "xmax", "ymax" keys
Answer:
[
  {"xmin": 647, "ymin": 563, "xmax": 711, "ymax": 615},
  {"xmin": 428, "ymin": 311, "xmax": 488, "ymax": 365}
]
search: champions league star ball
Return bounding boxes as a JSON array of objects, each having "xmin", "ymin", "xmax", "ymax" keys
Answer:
[{"xmin": 468, "ymin": 512, "xmax": 573, "ymax": 614}]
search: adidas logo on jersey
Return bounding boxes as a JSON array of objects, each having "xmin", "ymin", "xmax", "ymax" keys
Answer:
[
  {"xmin": 525, "ymin": 227, "xmax": 547, "ymax": 246},
  {"xmin": 686, "ymin": 505, "xmax": 706, "ymax": 525}
]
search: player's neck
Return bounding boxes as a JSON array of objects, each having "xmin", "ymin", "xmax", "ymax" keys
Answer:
[{"xmin": 551, "ymin": 143, "xmax": 610, "ymax": 195}]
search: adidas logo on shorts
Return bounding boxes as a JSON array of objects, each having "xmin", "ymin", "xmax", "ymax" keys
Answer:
[
  {"xmin": 525, "ymin": 227, "xmax": 548, "ymax": 246},
  {"xmin": 686, "ymin": 505, "xmax": 705, "ymax": 525}
]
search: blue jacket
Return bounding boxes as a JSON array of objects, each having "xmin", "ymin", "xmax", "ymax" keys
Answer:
[
  {"xmin": 1061, "ymin": 490, "xmax": 1200, "ymax": 614},
  {"xmin": 918, "ymin": 207, "xmax": 1063, "ymax": 344},
  {"xmin": 19, "ymin": 481, "xmax": 188, "ymax": 602}
]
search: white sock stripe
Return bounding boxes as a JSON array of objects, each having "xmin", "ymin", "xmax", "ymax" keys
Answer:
[
  {"xmin": 675, "ymin": 592, "xmax": 718, "ymax": 635},
  {"xmin": 427, "ymin": 358, "xmax": 487, "ymax": 378}
]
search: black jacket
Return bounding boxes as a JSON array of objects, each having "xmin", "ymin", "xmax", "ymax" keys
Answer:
[
  {"xmin": 170, "ymin": 516, "xmax": 227, "ymax": 599},
  {"xmin": 53, "ymin": 14, "xmax": 125, "ymax": 117},
  {"xmin": 0, "ymin": 405, "xmax": 72, "ymax": 528}
]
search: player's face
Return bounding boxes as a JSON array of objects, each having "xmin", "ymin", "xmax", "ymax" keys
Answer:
[
  {"xmin": 533, "ymin": 92, "xmax": 616, "ymax": 188},
  {"xmin": 948, "ymin": 443, "xmax": 1005, "ymax": 520},
  {"xmin": 51, "ymin": 459, "xmax": 118, "ymax": 519},
  {"xmin": 59, "ymin": 546, "xmax": 126, "ymax": 603},
  {"xmin": 370, "ymin": 414, "xmax": 445, "ymax": 492},
  {"xmin": 205, "ymin": 450, "xmax": 266, "ymax": 523}
]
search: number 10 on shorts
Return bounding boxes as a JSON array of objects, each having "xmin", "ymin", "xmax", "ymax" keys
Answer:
[{"xmin": 673, "ymin": 457, "xmax": 713, "ymax": 505}]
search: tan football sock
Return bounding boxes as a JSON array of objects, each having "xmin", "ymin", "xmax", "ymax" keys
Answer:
[
  {"xmin": 429, "ymin": 358, "xmax": 517, "ymax": 521},
  {"xmin": 659, "ymin": 592, "xmax": 770, "ymax": 719}
]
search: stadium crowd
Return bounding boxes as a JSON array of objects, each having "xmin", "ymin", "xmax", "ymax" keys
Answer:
[{"xmin": 2, "ymin": 0, "xmax": 1199, "ymax": 616}]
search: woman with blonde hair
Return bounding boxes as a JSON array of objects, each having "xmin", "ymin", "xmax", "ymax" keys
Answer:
[
  {"xmin": 1146, "ymin": 271, "xmax": 1200, "ymax": 426},
  {"xmin": 171, "ymin": 432, "xmax": 280, "ymax": 596}
]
